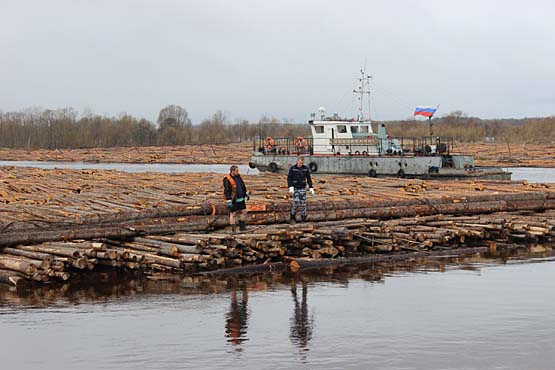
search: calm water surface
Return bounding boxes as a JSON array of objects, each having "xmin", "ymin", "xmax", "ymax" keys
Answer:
[
  {"xmin": 1, "ymin": 161, "xmax": 555, "ymax": 182},
  {"xmin": 0, "ymin": 161, "xmax": 259, "ymax": 174},
  {"xmin": 1, "ymin": 165, "xmax": 554, "ymax": 369},
  {"xmin": 1, "ymin": 257, "xmax": 555, "ymax": 370}
]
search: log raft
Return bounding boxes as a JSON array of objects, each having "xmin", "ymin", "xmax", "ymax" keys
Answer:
[
  {"xmin": 1, "ymin": 167, "xmax": 555, "ymax": 286},
  {"xmin": 1, "ymin": 210, "xmax": 554, "ymax": 286}
]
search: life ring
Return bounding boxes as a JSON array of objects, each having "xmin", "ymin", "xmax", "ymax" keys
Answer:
[
  {"xmin": 397, "ymin": 169, "xmax": 405, "ymax": 178},
  {"xmin": 354, "ymin": 150, "xmax": 361, "ymax": 155},
  {"xmin": 265, "ymin": 137, "xmax": 275, "ymax": 150},
  {"xmin": 295, "ymin": 136, "xmax": 307, "ymax": 148},
  {"xmin": 368, "ymin": 169, "xmax": 377, "ymax": 177},
  {"xmin": 268, "ymin": 162, "xmax": 278, "ymax": 172},
  {"xmin": 309, "ymin": 162, "xmax": 318, "ymax": 172}
]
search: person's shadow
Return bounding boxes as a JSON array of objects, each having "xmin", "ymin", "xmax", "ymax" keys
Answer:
[
  {"xmin": 290, "ymin": 281, "xmax": 314, "ymax": 352},
  {"xmin": 225, "ymin": 282, "xmax": 249, "ymax": 350}
]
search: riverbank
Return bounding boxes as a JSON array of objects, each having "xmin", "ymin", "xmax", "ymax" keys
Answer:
[
  {"xmin": 1, "ymin": 142, "xmax": 555, "ymax": 167},
  {"xmin": 0, "ymin": 142, "xmax": 253, "ymax": 164},
  {"xmin": 458, "ymin": 142, "xmax": 555, "ymax": 167}
]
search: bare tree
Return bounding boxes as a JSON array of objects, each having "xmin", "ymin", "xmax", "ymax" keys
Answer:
[{"xmin": 156, "ymin": 104, "xmax": 193, "ymax": 144}]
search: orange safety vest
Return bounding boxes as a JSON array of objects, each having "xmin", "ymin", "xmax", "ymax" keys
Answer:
[{"xmin": 223, "ymin": 174, "xmax": 237, "ymax": 201}]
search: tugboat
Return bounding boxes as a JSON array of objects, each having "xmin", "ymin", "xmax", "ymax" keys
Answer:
[{"xmin": 249, "ymin": 71, "xmax": 511, "ymax": 180}]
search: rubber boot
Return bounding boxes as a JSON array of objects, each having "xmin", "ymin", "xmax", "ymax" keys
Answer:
[
  {"xmin": 239, "ymin": 220, "xmax": 247, "ymax": 231},
  {"xmin": 289, "ymin": 213, "xmax": 296, "ymax": 224},
  {"xmin": 231, "ymin": 224, "xmax": 237, "ymax": 233}
]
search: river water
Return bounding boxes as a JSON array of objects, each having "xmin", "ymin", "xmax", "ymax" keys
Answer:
[
  {"xmin": 0, "ymin": 160, "xmax": 554, "ymax": 181},
  {"xmin": 1, "ymin": 165, "xmax": 555, "ymax": 370},
  {"xmin": 0, "ymin": 160, "xmax": 260, "ymax": 175}
]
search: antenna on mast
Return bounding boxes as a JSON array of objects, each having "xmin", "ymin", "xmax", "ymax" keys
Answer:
[{"xmin": 353, "ymin": 69, "xmax": 372, "ymax": 122}]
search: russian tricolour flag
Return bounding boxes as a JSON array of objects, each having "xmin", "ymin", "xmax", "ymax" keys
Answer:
[{"xmin": 414, "ymin": 106, "xmax": 437, "ymax": 117}]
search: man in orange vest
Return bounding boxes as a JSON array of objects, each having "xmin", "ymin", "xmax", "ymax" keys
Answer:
[{"xmin": 223, "ymin": 165, "xmax": 249, "ymax": 233}]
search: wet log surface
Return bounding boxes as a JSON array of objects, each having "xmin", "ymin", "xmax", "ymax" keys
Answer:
[{"xmin": 1, "ymin": 166, "xmax": 555, "ymax": 285}]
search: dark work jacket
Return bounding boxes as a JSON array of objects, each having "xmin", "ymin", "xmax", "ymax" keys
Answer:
[
  {"xmin": 223, "ymin": 174, "xmax": 247, "ymax": 201},
  {"xmin": 287, "ymin": 164, "xmax": 313, "ymax": 189}
]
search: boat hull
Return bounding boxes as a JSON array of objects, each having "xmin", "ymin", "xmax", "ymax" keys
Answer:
[{"xmin": 249, "ymin": 154, "xmax": 511, "ymax": 180}]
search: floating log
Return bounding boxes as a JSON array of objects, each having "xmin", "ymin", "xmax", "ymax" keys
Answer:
[{"xmin": 0, "ymin": 269, "xmax": 27, "ymax": 286}]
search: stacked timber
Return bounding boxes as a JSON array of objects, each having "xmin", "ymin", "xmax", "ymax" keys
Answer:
[
  {"xmin": 0, "ymin": 142, "xmax": 252, "ymax": 164},
  {"xmin": 2, "ymin": 210, "xmax": 555, "ymax": 285},
  {"xmin": 2, "ymin": 142, "xmax": 555, "ymax": 167},
  {"xmin": 459, "ymin": 142, "xmax": 555, "ymax": 168},
  {"xmin": 1, "ymin": 167, "xmax": 555, "ymax": 286}
]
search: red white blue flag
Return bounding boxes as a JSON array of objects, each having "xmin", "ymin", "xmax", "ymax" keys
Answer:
[{"xmin": 414, "ymin": 106, "xmax": 437, "ymax": 117}]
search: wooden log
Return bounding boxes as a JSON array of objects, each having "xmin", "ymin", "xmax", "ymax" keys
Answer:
[
  {"xmin": 52, "ymin": 271, "xmax": 70, "ymax": 281},
  {"xmin": 140, "ymin": 253, "xmax": 182, "ymax": 269},
  {"xmin": 46, "ymin": 241, "xmax": 106, "ymax": 251},
  {"xmin": 0, "ymin": 255, "xmax": 38, "ymax": 275},
  {"xmin": 0, "ymin": 227, "xmax": 138, "ymax": 247},
  {"xmin": 17, "ymin": 245, "xmax": 81, "ymax": 258},
  {"xmin": 2, "ymin": 247, "xmax": 54, "ymax": 264},
  {"xmin": 0, "ymin": 268, "xmax": 27, "ymax": 286},
  {"xmin": 131, "ymin": 241, "xmax": 179, "ymax": 258},
  {"xmin": 96, "ymin": 250, "xmax": 118, "ymax": 260},
  {"xmin": 144, "ymin": 234, "xmax": 208, "ymax": 248},
  {"xmin": 31, "ymin": 272, "xmax": 49, "ymax": 282},
  {"xmin": 134, "ymin": 237, "xmax": 201, "ymax": 254},
  {"xmin": 72, "ymin": 256, "xmax": 89, "ymax": 270}
]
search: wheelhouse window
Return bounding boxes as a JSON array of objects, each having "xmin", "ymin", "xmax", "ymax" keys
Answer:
[
  {"xmin": 351, "ymin": 126, "xmax": 359, "ymax": 133},
  {"xmin": 360, "ymin": 125, "xmax": 369, "ymax": 133},
  {"xmin": 314, "ymin": 125, "xmax": 324, "ymax": 134},
  {"xmin": 337, "ymin": 125, "xmax": 347, "ymax": 133}
]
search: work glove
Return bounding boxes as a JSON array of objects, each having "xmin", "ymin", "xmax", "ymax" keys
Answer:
[
  {"xmin": 309, "ymin": 188, "xmax": 315, "ymax": 195},
  {"xmin": 226, "ymin": 200, "xmax": 233, "ymax": 209},
  {"xmin": 289, "ymin": 186, "xmax": 294, "ymax": 194}
]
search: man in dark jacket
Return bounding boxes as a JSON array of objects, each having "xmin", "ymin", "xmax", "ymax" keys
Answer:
[
  {"xmin": 223, "ymin": 165, "xmax": 249, "ymax": 232},
  {"xmin": 287, "ymin": 157, "xmax": 314, "ymax": 223}
]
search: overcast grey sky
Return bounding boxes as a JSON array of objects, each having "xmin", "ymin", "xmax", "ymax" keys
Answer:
[{"xmin": 1, "ymin": 0, "xmax": 554, "ymax": 123}]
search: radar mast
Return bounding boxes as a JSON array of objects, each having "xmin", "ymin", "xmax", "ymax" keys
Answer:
[{"xmin": 353, "ymin": 69, "xmax": 372, "ymax": 122}]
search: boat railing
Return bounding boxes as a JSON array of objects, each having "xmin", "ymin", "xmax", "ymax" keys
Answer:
[
  {"xmin": 253, "ymin": 136, "xmax": 455, "ymax": 156},
  {"xmin": 253, "ymin": 137, "xmax": 314, "ymax": 155},
  {"xmin": 396, "ymin": 136, "xmax": 453, "ymax": 156}
]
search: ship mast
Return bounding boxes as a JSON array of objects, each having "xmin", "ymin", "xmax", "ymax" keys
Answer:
[{"xmin": 353, "ymin": 69, "xmax": 372, "ymax": 122}]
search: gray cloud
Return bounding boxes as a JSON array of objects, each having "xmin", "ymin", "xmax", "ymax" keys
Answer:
[{"xmin": 1, "ymin": 0, "xmax": 554, "ymax": 123}]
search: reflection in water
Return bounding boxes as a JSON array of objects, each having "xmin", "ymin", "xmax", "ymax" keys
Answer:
[
  {"xmin": 225, "ymin": 281, "xmax": 250, "ymax": 348},
  {"xmin": 2, "ymin": 251, "xmax": 555, "ymax": 370},
  {"xmin": 1, "ymin": 249, "xmax": 551, "ymax": 309},
  {"xmin": 289, "ymin": 281, "xmax": 313, "ymax": 352}
]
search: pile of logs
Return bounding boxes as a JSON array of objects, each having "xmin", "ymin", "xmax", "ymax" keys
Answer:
[
  {"xmin": 0, "ymin": 142, "xmax": 252, "ymax": 164},
  {"xmin": 2, "ymin": 210, "xmax": 554, "ymax": 286},
  {"xmin": 1, "ymin": 167, "xmax": 554, "ymax": 245},
  {"xmin": 2, "ymin": 166, "xmax": 555, "ymax": 287},
  {"xmin": 2, "ymin": 142, "xmax": 555, "ymax": 168},
  {"xmin": 458, "ymin": 142, "xmax": 555, "ymax": 167}
]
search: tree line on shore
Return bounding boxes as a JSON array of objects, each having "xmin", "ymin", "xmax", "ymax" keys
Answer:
[
  {"xmin": 0, "ymin": 105, "xmax": 553, "ymax": 149},
  {"xmin": 388, "ymin": 110, "xmax": 555, "ymax": 145},
  {"xmin": 0, "ymin": 105, "xmax": 309, "ymax": 149}
]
